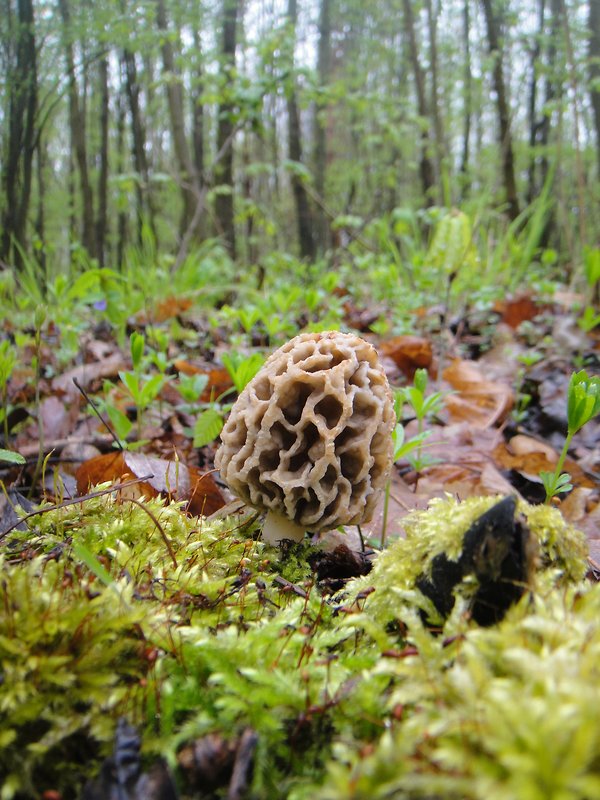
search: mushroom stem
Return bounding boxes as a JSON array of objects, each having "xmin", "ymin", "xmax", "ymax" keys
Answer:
[{"xmin": 262, "ymin": 510, "xmax": 306, "ymax": 545}]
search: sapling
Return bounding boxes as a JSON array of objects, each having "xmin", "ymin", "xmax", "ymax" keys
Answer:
[
  {"xmin": 541, "ymin": 369, "xmax": 600, "ymax": 503},
  {"xmin": 380, "ymin": 371, "xmax": 445, "ymax": 547},
  {"xmin": 193, "ymin": 352, "xmax": 265, "ymax": 447},
  {"xmin": 118, "ymin": 332, "xmax": 168, "ymax": 439},
  {"xmin": 0, "ymin": 340, "xmax": 16, "ymax": 444}
]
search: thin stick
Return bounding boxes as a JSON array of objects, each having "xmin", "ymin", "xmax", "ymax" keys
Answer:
[{"xmin": 73, "ymin": 377, "xmax": 124, "ymax": 450}]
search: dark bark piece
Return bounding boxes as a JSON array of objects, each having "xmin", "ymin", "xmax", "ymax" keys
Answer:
[
  {"xmin": 309, "ymin": 543, "xmax": 372, "ymax": 593},
  {"xmin": 82, "ymin": 718, "xmax": 178, "ymax": 800},
  {"xmin": 416, "ymin": 496, "xmax": 533, "ymax": 627}
]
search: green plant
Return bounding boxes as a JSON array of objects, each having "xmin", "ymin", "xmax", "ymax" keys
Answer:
[
  {"xmin": 121, "ymin": 332, "xmax": 168, "ymax": 438},
  {"xmin": 512, "ymin": 350, "xmax": 544, "ymax": 424},
  {"xmin": 399, "ymin": 369, "xmax": 445, "ymax": 472},
  {"xmin": 192, "ymin": 352, "xmax": 265, "ymax": 448},
  {"xmin": 380, "ymin": 375, "xmax": 445, "ymax": 546},
  {"xmin": 0, "ymin": 340, "xmax": 17, "ymax": 444},
  {"xmin": 541, "ymin": 370, "xmax": 600, "ymax": 502}
]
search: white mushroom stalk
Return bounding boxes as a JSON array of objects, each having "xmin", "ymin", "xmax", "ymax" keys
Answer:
[{"xmin": 215, "ymin": 331, "xmax": 395, "ymax": 545}]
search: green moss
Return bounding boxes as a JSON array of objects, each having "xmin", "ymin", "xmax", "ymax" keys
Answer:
[
  {"xmin": 351, "ymin": 495, "xmax": 588, "ymax": 629},
  {"xmin": 0, "ymin": 492, "xmax": 594, "ymax": 799}
]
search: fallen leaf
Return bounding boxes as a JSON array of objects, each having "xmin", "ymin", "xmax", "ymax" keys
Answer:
[
  {"xmin": 493, "ymin": 436, "xmax": 595, "ymax": 488},
  {"xmin": 443, "ymin": 359, "xmax": 513, "ymax": 428},
  {"xmin": 75, "ymin": 451, "xmax": 226, "ymax": 516},
  {"xmin": 493, "ymin": 291, "xmax": 547, "ymax": 328},
  {"xmin": 39, "ymin": 395, "xmax": 76, "ymax": 440},
  {"xmin": 379, "ymin": 335, "xmax": 433, "ymax": 379},
  {"xmin": 53, "ymin": 352, "xmax": 127, "ymax": 397},
  {"xmin": 155, "ymin": 295, "xmax": 193, "ymax": 322}
]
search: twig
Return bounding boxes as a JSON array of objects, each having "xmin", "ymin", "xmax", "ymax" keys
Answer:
[
  {"xmin": 0, "ymin": 474, "xmax": 154, "ymax": 539},
  {"xmin": 73, "ymin": 377, "xmax": 124, "ymax": 450}
]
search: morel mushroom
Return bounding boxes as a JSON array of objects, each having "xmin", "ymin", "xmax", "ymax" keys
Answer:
[{"xmin": 215, "ymin": 331, "xmax": 395, "ymax": 544}]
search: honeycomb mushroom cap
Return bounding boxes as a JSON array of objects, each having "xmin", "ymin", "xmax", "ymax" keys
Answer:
[{"xmin": 215, "ymin": 331, "xmax": 395, "ymax": 533}]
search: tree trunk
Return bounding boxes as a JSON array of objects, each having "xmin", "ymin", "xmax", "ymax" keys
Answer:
[
  {"xmin": 0, "ymin": 0, "xmax": 38, "ymax": 267},
  {"xmin": 314, "ymin": 0, "xmax": 331, "ymax": 253},
  {"xmin": 402, "ymin": 0, "xmax": 436, "ymax": 205},
  {"xmin": 286, "ymin": 0, "xmax": 316, "ymax": 260},
  {"xmin": 424, "ymin": 0, "xmax": 447, "ymax": 188},
  {"xmin": 155, "ymin": 0, "xmax": 199, "ymax": 240},
  {"xmin": 122, "ymin": 49, "xmax": 157, "ymax": 243},
  {"xmin": 214, "ymin": 0, "xmax": 240, "ymax": 258},
  {"xmin": 459, "ymin": 0, "xmax": 471, "ymax": 194},
  {"xmin": 480, "ymin": 0, "xmax": 520, "ymax": 221},
  {"xmin": 58, "ymin": 0, "xmax": 97, "ymax": 257},
  {"xmin": 589, "ymin": 0, "xmax": 600, "ymax": 178},
  {"xmin": 96, "ymin": 55, "xmax": 109, "ymax": 267}
]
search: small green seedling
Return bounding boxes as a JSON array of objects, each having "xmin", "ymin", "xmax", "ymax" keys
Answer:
[
  {"xmin": 116, "ymin": 332, "xmax": 168, "ymax": 439},
  {"xmin": 381, "ymin": 373, "xmax": 445, "ymax": 546},
  {"xmin": 0, "ymin": 340, "xmax": 17, "ymax": 443},
  {"xmin": 192, "ymin": 352, "xmax": 265, "ymax": 448},
  {"xmin": 541, "ymin": 370, "xmax": 600, "ymax": 503},
  {"xmin": 221, "ymin": 351, "xmax": 264, "ymax": 394},
  {"xmin": 398, "ymin": 368, "xmax": 445, "ymax": 472}
]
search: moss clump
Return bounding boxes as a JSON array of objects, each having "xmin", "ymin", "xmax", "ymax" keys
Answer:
[
  {"xmin": 0, "ymin": 492, "xmax": 593, "ymax": 799},
  {"xmin": 351, "ymin": 494, "xmax": 588, "ymax": 629}
]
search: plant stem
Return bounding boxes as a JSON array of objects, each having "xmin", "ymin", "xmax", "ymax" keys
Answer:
[
  {"xmin": 381, "ymin": 477, "xmax": 391, "ymax": 549},
  {"xmin": 545, "ymin": 432, "xmax": 573, "ymax": 503}
]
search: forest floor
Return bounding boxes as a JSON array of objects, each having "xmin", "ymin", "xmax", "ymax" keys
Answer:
[
  {"xmin": 1, "ymin": 277, "xmax": 600, "ymax": 798},
  {"xmin": 2, "ymin": 284, "xmax": 599, "ymax": 547}
]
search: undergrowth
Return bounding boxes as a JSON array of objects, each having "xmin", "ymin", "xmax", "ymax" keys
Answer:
[{"xmin": 0, "ymin": 493, "xmax": 596, "ymax": 799}]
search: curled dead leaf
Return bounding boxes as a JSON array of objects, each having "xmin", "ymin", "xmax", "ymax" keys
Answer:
[
  {"xmin": 443, "ymin": 359, "xmax": 513, "ymax": 428},
  {"xmin": 379, "ymin": 335, "xmax": 433, "ymax": 379},
  {"xmin": 75, "ymin": 451, "xmax": 226, "ymax": 516}
]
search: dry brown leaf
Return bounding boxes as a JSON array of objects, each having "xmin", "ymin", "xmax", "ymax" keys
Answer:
[
  {"xmin": 493, "ymin": 291, "xmax": 547, "ymax": 329},
  {"xmin": 155, "ymin": 295, "xmax": 193, "ymax": 322},
  {"xmin": 379, "ymin": 335, "xmax": 433, "ymax": 379},
  {"xmin": 443, "ymin": 358, "xmax": 513, "ymax": 428},
  {"xmin": 493, "ymin": 437, "xmax": 595, "ymax": 488},
  {"xmin": 75, "ymin": 451, "xmax": 226, "ymax": 516},
  {"xmin": 52, "ymin": 352, "xmax": 126, "ymax": 397},
  {"xmin": 39, "ymin": 395, "xmax": 77, "ymax": 440}
]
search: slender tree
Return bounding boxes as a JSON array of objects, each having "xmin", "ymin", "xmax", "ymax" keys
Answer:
[
  {"xmin": 459, "ymin": 0, "xmax": 472, "ymax": 192},
  {"xmin": 0, "ymin": 0, "xmax": 38, "ymax": 267},
  {"xmin": 58, "ymin": 0, "xmax": 97, "ymax": 257},
  {"xmin": 156, "ymin": 0, "xmax": 200, "ymax": 240},
  {"xmin": 314, "ymin": 0, "xmax": 332, "ymax": 253},
  {"xmin": 480, "ymin": 0, "xmax": 520, "ymax": 220},
  {"xmin": 402, "ymin": 0, "xmax": 436, "ymax": 205},
  {"xmin": 589, "ymin": 0, "xmax": 600, "ymax": 178},
  {"xmin": 214, "ymin": 0, "xmax": 240, "ymax": 257},
  {"xmin": 285, "ymin": 0, "xmax": 316, "ymax": 260}
]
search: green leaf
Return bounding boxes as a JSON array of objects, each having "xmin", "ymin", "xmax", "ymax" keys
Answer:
[
  {"xmin": 129, "ymin": 332, "xmax": 145, "ymax": 371},
  {"xmin": 567, "ymin": 371, "xmax": 600, "ymax": 435},
  {"xmin": 0, "ymin": 449, "xmax": 26, "ymax": 465},
  {"xmin": 72, "ymin": 541, "xmax": 114, "ymax": 587},
  {"xmin": 193, "ymin": 408, "xmax": 224, "ymax": 447}
]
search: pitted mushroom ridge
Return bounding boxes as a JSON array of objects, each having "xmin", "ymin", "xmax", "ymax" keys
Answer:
[{"xmin": 215, "ymin": 331, "xmax": 395, "ymax": 535}]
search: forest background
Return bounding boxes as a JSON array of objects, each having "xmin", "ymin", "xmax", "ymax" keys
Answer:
[{"xmin": 2, "ymin": 0, "xmax": 600, "ymax": 291}]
